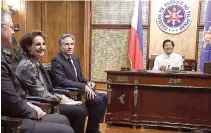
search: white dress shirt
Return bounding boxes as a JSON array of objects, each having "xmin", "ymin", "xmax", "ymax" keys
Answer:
[{"xmin": 152, "ymin": 52, "xmax": 183, "ymax": 70}]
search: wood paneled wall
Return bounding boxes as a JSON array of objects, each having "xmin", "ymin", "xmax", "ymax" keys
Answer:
[
  {"xmin": 7, "ymin": 1, "xmax": 87, "ymax": 78},
  {"xmin": 27, "ymin": 1, "xmax": 85, "ymax": 65},
  {"xmin": 25, "ymin": 1, "xmax": 42, "ymax": 32},
  {"xmin": 11, "ymin": 1, "xmax": 26, "ymax": 42},
  {"xmin": 41, "ymin": 2, "xmax": 67, "ymax": 63}
]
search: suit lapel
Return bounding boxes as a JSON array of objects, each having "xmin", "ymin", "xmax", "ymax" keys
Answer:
[{"xmin": 59, "ymin": 53, "xmax": 76, "ymax": 78}]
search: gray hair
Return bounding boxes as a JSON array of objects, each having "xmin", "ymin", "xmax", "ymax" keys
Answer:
[
  {"xmin": 58, "ymin": 34, "xmax": 75, "ymax": 45},
  {"xmin": 1, "ymin": 8, "xmax": 11, "ymax": 24}
]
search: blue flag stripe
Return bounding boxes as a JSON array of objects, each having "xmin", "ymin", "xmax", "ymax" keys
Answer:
[{"xmin": 199, "ymin": 1, "xmax": 211, "ymax": 72}]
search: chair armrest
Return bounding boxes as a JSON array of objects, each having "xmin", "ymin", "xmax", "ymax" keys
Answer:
[
  {"xmin": 54, "ymin": 87, "xmax": 85, "ymax": 94},
  {"xmin": 53, "ymin": 87, "xmax": 85, "ymax": 101},
  {"xmin": 1, "ymin": 116, "xmax": 22, "ymax": 133},
  {"xmin": 1, "ymin": 116, "xmax": 22, "ymax": 124},
  {"xmin": 26, "ymin": 96, "xmax": 60, "ymax": 114},
  {"xmin": 26, "ymin": 96, "xmax": 60, "ymax": 104},
  {"xmin": 54, "ymin": 87, "xmax": 80, "ymax": 91},
  {"xmin": 54, "ymin": 88, "xmax": 78, "ymax": 100},
  {"xmin": 65, "ymin": 87, "xmax": 80, "ymax": 91},
  {"xmin": 53, "ymin": 89, "xmax": 70, "ymax": 95},
  {"xmin": 27, "ymin": 100, "xmax": 41, "ymax": 105},
  {"xmin": 27, "ymin": 100, "xmax": 52, "ymax": 114}
]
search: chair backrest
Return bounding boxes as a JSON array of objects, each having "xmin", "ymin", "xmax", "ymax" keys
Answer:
[
  {"xmin": 47, "ymin": 68, "xmax": 57, "ymax": 88},
  {"xmin": 149, "ymin": 54, "xmax": 158, "ymax": 70},
  {"xmin": 204, "ymin": 62, "xmax": 211, "ymax": 73},
  {"xmin": 42, "ymin": 63, "xmax": 57, "ymax": 87},
  {"xmin": 151, "ymin": 54, "xmax": 158, "ymax": 60}
]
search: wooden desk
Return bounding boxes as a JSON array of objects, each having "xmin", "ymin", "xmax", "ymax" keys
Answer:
[{"xmin": 105, "ymin": 70, "xmax": 211, "ymax": 130}]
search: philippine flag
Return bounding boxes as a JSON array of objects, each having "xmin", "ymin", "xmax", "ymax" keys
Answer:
[{"xmin": 128, "ymin": 0, "xmax": 144, "ymax": 70}]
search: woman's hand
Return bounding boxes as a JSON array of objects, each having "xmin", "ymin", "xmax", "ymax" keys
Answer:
[
  {"xmin": 27, "ymin": 102, "xmax": 46, "ymax": 119},
  {"xmin": 33, "ymin": 105, "xmax": 46, "ymax": 119}
]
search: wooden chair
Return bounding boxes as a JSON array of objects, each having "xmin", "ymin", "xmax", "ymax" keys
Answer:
[{"xmin": 43, "ymin": 63, "xmax": 85, "ymax": 101}]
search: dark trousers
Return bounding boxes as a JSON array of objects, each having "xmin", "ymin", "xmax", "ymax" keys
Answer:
[
  {"xmin": 85, "ymin": 93, "xmax": 108, "ymax": 133},
  {"xmin": 21, "ymin": 114, "xmax": 74, "ymax": 133},
  {"xmin": 60, "ymin": 104, "xmax": 87, "ymax": 133}
]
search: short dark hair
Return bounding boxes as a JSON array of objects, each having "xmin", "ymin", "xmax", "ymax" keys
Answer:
[
  {"xmin": 162, "ymin": 39, "xmax": 174, "ymax": 48},
  {"xmin": 19, "ymin": 30, "xmax": 47, "ymax": 54},
  {"xmin": 58, "ymin": 34, "xmax": 75, "ymax": 46}
]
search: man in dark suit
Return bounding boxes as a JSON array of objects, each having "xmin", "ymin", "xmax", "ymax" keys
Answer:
[
  {"xmin": 51, "ymin": 34, "xmax": 108, "ymax": 133},
  {"xmin": 1, "ymin": 8, "xmax": 74, "ymax": 133}
]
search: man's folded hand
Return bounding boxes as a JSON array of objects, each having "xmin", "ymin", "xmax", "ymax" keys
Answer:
[{"xmin": 85, "ymin": 85, "xmax": 96, "ymax": 99}]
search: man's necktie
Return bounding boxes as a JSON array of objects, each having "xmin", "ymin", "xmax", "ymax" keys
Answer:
[{"xmin": 68, "ymin": 58, "xmax": 78, "ymax": 81}]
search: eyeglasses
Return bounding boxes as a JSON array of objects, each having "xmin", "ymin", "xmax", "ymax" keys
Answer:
[{"xmin": 1, "ymin": 23, "xmax": 14, "ymax": 30}]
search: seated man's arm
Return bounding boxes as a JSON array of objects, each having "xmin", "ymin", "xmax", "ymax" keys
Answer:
[
  {"xmin": 153, "ymin": 56, "xmax": 166, "ymax": 71},
  {"xmin": 77, "ymin": 58, "xmax": 96, "ymax": 91},
  {"xmin": 75, "ymin": 58, "xmax": 96, "ymax": 90},
  {"xmin": 75, "ymin": 57, "xmax": 88, "ymax": 83},
  {"xmin": 1, "ymin": 63, "xmax": 37, "ymax": 119},
  {"xmin": 152, "ymin": 57, "xmax": 159, "ymax": 70},
  {"xmin": 51, "ymin": 58, "xmax": 86, "ymax": 89}
]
